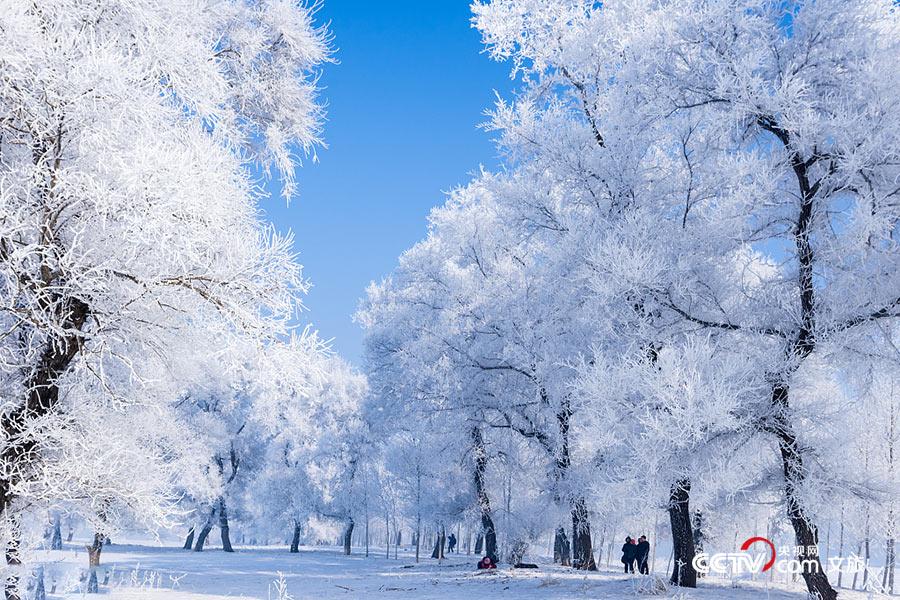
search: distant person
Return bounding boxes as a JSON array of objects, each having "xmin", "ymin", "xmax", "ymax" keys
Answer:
[
  {"xmin": 448, "ymin": 533, "xmax": 457, "ymax": 553},
  {"xmin": 621, "ymin": 536, "xmax": 637, "ymax": 573},
  {"xmin": 636, "ymin": 535, "xmax": 650, "ymax": 574},
  {"xmin": 477, "ymin": 556, "xmax": 496, "ymax": 570}
]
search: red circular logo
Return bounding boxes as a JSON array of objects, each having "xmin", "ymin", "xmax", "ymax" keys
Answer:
[{"xmin": 740, "ymin": 536, "xmax": 777, "ymax": 572}]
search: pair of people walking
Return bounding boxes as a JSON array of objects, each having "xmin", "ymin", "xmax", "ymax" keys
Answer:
[{"xmin": 621, "ymin": 535, "xmax": 650, "ymax": 575}]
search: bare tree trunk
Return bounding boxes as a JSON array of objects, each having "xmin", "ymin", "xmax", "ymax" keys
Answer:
[
  {"xmin": 290, "ymin": 521, "xmax": 301, "ymax": 553},
  {"xmin": 668, "ymin": 479, "xmax": 697, "ymax": 588},
  {"xmin": 597, "ymin": 526, "xmax": 605, "ymax": 567},
  {"xmin": 885, "ymin": 536, "xmax": 896, "ymax": 594},
  {"xmin": 554, "ymin": 527, "xmax": 571, "ymax": 566},
  {"xmin": 552, "ymin": 392, "xmax": 596, "ymax": 571},
  {"xmin": 836, "ymin": 511, "xmax": 845, "ymax": 588},
  {"xmin": 415, "ymin": 517, "xmax": 421, "ymax": 563},
  {"xmin": 772, "ymin": 382, "xmax": 836, "ymax": 600},
  {"xmin": 183, "ymin": 527, "xmax": 195, "ymax": 550},
  {"xmin": 86, "ymin": 533, "xmax": 103, "ymax": 593},
  {"xmin": 692, "ymin": 510, "xmax": 704, "ymax": 553},
  {"xmin": 862, "ymin": 516, "xmax": 870, "ymax": 589},
  {"xmin": 572, "ymin": 497, "xmax": 597, "ymax": 570},
  {"xmin": 691, "ymin": 510, "xmax": 704, "ymax": 578},
  {"xmin": 431, "ymin": 525, "xmax": 446, "ymax": 559},
  {"xmin": 33, "ymin": 567, "xmax": 45, "ymax": 600},
  {"xmin": 343, "ymin": 518, "xmax": 354, "ymax": 556},
  {"xmin": 218, "ymin": 497, "xmax": 233, "ymax": 552},
  {"xmin": 50, "ymin": 515, "xmax": 62, "ymax": 550},
  {"xmin": 194, "ymin": 506, "xmax": 217, "ymax": 552},
  {"xmin": 756, "ymin": 121, "xmax": 836, "ymax": 600},
  {"xmin": 608, "ymin": 528, "xmax": 617, "ymax": 569},
  {"xmin": 471, "ymin": 427, "xmax": 498, "ymax": 562}
]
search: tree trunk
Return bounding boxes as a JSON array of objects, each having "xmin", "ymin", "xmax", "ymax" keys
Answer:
[
  {"xmin": 554, "ymin": 527, "xmax": 571, "ymax": 566},
  {"xmin": 194, "ymin": 506, "xmax": 217, "ymax": 552},
  {"xmin": 343, "ymin": 518, "xmax": 354, "ymax": 556},
  {"xmin": 862, "ymin": 519, "xmax": 870, "ymax": 589},
  {"xmin": 33, "ymin": 566, "xmax": 45, "ymax": 600},
  {"xmin": 884, "ymin": 536, "xmax": 896, "ymax": 594},
  {"xmin": 750, "ymin": 124, "xmax": 836, "ymax": 600},
  {"xmin": 608, "ymin": 528, "xmax": 617, "ymax": 569},
  {"xmin": 771, "ymin": 382, "xmax": 837, "ymax": 600},
  {"xmin": 183, "ymin": 527, "xmax": 195, "ymax": 550},
  {"xmin": 430, "ymin": 526, "xmax": 445, "ymax": 559},
  {"xmin": 218, "ymin": 497, "xmax": 233, "ymax": 552},
  {"xmin": 50, "ymin": 515, "xmax": 62, "ymax": 550},
  {"xmin": 385, "ymin": 513, "xmax": 390, "ymax": 559},
  {"xmin": 552, "ymin": 393, "xmax": 595, "ymax": 571},
  {"xmin": 692, "ymin": 510, "xmax": 704, "ymax": 578},
  {"xmin": 86, "ymin": 533, "xmax": 103, "ymax": 593},
  {"xmin": 572, "ymin": 497, "xmax": 597, "ymax": 570},
  {"xmin": 668, "ymin": 479, "xmax": 697, "ymax": 588},
  {"xmin": 474, "ymin": 534, "xmax": 483, "ymax": 555},
  {"xmin": 596, "ymin": 526, "xmax": 605, "ymax": 566},
  {"xmin": 471, "ymin": 427, "xmax": 498, "ymax": 562},
  {"xmin": 87, "ymin": 534, "xmax": 103, "ymax": 565},
  {"xmin": 836, "ymin": 512, "xmax": 845, "ymax": 588},
  {"xmin": 0, "ymin": 298, "xmax": 88, "ymax": 600},
  {"xmin": 290, "ymin": 521, "xmax": 301, "ymax": 553},
  {"xmin": 692, "ymin": 510, "xmax": 704, "ymax": 553}
]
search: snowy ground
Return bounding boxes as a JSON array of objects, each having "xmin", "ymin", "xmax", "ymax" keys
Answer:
[{"xmin": 30, "ymin": 541, "xmax": 884, "ymax": 600}]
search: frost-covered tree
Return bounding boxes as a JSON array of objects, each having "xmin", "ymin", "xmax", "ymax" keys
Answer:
[
  {"xmin": 244, "ymin": 352, "xmax": 368, "ymax": 554},
  {"xmin": 0, "ymin": 0, "xmax": 330, "ymax": 595},
  {"xmin": 359, "ymin": 172, "xmax": 608, "ymax": 568},
  {"xmin": 174, "ymin": 334, "xmax": 327, "ymax": 553}
]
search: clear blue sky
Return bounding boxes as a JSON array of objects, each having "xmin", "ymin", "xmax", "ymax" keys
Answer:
[{"xmin": 260, "ymin": 1, "xmax": 513, "ymax": 365}]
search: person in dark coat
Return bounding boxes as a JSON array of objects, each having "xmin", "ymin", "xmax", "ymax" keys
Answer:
[
  {"xmin": 636, "ymin": 535, "xmax": 650, "ymax": 574},
  {"xmin": 448, "ymin": 533, "xmax": 457, "ymax": 553},
  {"xmin": 621, "ymin": 536, "xmax": 637, "ymax": 573}
]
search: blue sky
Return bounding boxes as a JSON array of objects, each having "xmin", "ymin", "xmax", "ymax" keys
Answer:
[{"xmin": 260, "ymin": 1, "xmax": 513, "ymax": 365}]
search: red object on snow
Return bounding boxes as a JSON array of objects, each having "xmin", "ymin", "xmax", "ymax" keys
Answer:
[{"xmin": 477, "ymin": 556, "xmax": 497, "ymax": 569}]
